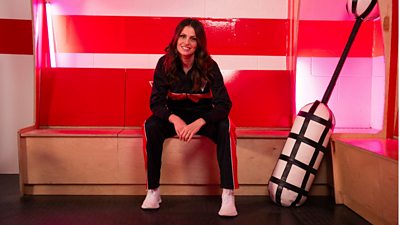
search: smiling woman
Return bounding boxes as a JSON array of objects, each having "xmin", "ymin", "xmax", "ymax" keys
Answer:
[{"xmin": 142, "ymin": 18, "xmax": 238, "ymax": 217}]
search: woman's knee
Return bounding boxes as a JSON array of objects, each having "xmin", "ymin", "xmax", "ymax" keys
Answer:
[
  {"xmin": 216, "ymin": 118, "xmax": 230, "ymax": 131},
  {"xmin": 144, "ymin": 116, "xmax": 162, "ymax": 131},
  {"xmin": 144, "ymin": 115, "xmax": 174, "ymax": 139}
]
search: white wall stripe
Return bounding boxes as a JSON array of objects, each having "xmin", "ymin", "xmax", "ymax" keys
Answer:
[
  {"xmin": 0, "ymin": 0, "xmax": 32, "ymax": 20},
  {"xmin": 299, "ymin": 0, "xmax": 354, "ymax": 21},
  {"xmin": 0, "ymin": 54, "xmax": 34, "ymax": 173},
  {"xmin": 56, "ymin": 53, "xmax": 287, "ymax": 70},
  {"xmin": 50, "ymin": 0, "xmax": 288, "ymax": 19}
]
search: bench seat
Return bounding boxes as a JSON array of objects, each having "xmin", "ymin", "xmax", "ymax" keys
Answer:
[{"xmin": 18, "ymin": 126, "xmax": 331, "ymax": 196}]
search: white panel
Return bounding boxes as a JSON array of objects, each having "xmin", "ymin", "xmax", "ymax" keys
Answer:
[
  {"xmin": 51, "ymin": 0, "xmax": 150, "ymax": 16},
  {"xmin": 335, "ymin": 76, "xmax": 372, "ymax": 128},
  {"xmin": 148, "ymin": 0, "xmax": 205, "ymax": 18},
  {"xmin": 0, "ymin": 0, "xmax": 32, "ymax": 19},
  {"xmin": 296, "ymin": 57, "xmax": 312, "ymax": 74},
  {"xmin": 299, "ymin": 0, "xmax": 353, "ymax": 21},
  {"xmin": 205, "ymin": 0, "xmax": 288, "ymax": 19},
  {"xmin": 297, "ymin": 56, "xmax": 375, "ymax": 129},
  {"xmin": 370, "ymin": 56, "xmax": 385, "ymax": 129},
  {"xmin": 370, "ymin": 76, "xmax": 385, "ymax": 130},
  {"xmin": 56, "ymin": 53, "xmax": 286, "ymax": 70},
  {"xmin": 311, "ymin": 57, "xmax": 373, "ymax": 77},
  {"xmin": 94, "ymin": 54, "xmax": 160, "ymax": 69},
  {"xmin": 56, "ymin": 53, "xmax": 94, "ymax": 68},
  {"xmin": 257, "ymin": 56, "xmax": 287, "ymax": 70},
  {"xmin": 51, "ymin": 0, "xmax": 287, "ymax": 18},
  {"xmin": 52, "ymin": 0, "xmax": 205, "ymax": 17},
  {"xmin": 372, "ymin": 56, "xmax": 385, "ymax": 77},
  {"xmin": 0, "ymin": 54, "xmax": 35, "ymax": 173},
  {"xmin": 296, "ymin": 72, "xmax": 338, "ymax": 111},
  {"xmin": 213, "ymin": 55, "xmax": 286, "ymax": 70}
]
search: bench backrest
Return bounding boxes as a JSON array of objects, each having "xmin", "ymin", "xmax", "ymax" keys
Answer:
[{"xmin": 38, "ymin": 67, "xmax": 293, "ymax": 127}]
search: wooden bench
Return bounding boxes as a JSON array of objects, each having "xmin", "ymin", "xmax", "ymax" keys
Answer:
[
  {"xmin": 331, "ymin": 138, "xmax": 398, "ymax": 225},
  {"xmin": 18, "ymin": 126, "xmax": 332, "ymax": 196}
]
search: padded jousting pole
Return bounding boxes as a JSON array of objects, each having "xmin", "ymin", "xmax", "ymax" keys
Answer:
[{"xmin": 267, "ymin": 0, "xmax": 378, "ymax": 207}]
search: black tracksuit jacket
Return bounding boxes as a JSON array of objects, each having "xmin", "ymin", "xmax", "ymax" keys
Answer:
[{"xmin": 150, "ymin": 55, "xmax": 232, "ymax": 124}]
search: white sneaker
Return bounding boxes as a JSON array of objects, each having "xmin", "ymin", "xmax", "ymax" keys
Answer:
[
  {"xmin": 218, "ymin": 189, "xmax": 238, "ymax": 217},
  {"xmin": 141, "ymin": 188, "xmax": 162, "ymax": 209}
]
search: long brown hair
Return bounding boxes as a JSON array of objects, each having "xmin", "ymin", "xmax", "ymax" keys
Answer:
[{"xmin": 164, "ymin": 18, "xmax": 213, "ymax": 91}]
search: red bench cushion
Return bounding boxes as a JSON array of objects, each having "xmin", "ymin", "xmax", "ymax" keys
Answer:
[
  {"xmin": 39, "ymin": 68, "xmax": 125, "ymax": 126},
  {"xmin": 39, "ymin": 68, "xmax": 293, "ymax": 127}
]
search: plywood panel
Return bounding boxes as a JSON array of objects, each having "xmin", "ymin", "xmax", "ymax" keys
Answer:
[
  {"xmin": 160, "ymin": 137, "xmax": 220, "ymax": 185},
  {"xmin": 19, "ymin": 132, "xmax": 331, "ymax": 196},
  {"xmin": 237, "ymin": 139, "xmax": 283, "ymax": 184},
  {"xmin": 116, "ymin": 138, "xmax": 146, "ymax": 183},
  {"xmin": 331, "ymin": 139, "xmax": 398, "ymax": 225},
  {"xmin": 25, "ymin": 137, "xmax": 118, "ymax": 183}
]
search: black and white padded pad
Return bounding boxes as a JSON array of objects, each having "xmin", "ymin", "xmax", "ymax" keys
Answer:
[{"xmin": 268, "ymin": 100, "xmax": 335, "ymax": 207}]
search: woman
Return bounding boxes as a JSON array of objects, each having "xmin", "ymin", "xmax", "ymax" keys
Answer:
[{"xmin": 142, "ymin": 18, "xmax": 238, "ymax": 217}]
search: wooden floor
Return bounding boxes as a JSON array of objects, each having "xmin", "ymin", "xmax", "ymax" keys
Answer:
[{"xmin": 0, "ymin": 175, "xmax": 370, "ymax": 225}]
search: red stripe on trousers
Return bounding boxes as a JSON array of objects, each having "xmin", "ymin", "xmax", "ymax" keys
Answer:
[
  {"xmin": 142, "ymin": 121, "xmax": 149, "ymax": 189},
  {"xmin": 229, "ymin": 118, "xmax": 239, "ymax": 189}
]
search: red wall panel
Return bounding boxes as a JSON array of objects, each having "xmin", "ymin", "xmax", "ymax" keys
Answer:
[
  {"xmin": 51, "ymin": 16, "xmax": 380, "ymax": 58},
  {"xmin": 39, "ymin": 68, "xmax": 292, "ymax": 127},
  {"xmin": 124, "ymin": 69, "xmax": 293, "ymax": 127},
  {"xmin": 226, "ymin": 70, "xmax": 293, "ymax": 127},
  {"xmin": 39, "ymin": 68, "xmax": 126, "ymax": 126},
  {"xmin": 297, "ymin": 20, "xmax": 376, "ymax": 57},
  {"xmin": 125, "ymin": 69, "xmax": 154, "ymax": 126},
  {"xmin": 52, "ymin": 16, "xmax": 288, "ymax": 56},
  {"xmin": 373, "ymin": 20, "xmax": 384, "ymax": 57},
  {"xmin": 0, "ymin": 19, "xmax": 33, "ymax": 55}
]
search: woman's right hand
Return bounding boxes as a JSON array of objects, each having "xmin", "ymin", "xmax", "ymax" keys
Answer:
[{"xmin": 168, "ymin": 114, "xmax": 187, "ymax": 140}]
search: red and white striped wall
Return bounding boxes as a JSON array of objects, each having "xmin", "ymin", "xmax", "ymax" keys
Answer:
[
  {"xmin": 49, "ymin": 0, "xmax": 289, "ymax": 71},
  {"xmin": 42, "ymin": 0, "xmax": 385, "ymax": 130},
  {"xmin": 39, "ymin": 0, "xmax": 296, "ymax": 128},
  {"xmin": 0, "ymin": 0, "xmax": 34, "ymax": 173}
]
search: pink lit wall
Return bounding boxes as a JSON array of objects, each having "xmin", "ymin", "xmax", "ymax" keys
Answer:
[{"xmin": 296, "ymin": 0, "xmax": 385, "ymax": 131}]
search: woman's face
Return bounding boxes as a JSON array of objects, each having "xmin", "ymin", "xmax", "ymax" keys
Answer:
[{"xmin": 177, "ymin": 26, "xmax": 197, "ymax": 58}]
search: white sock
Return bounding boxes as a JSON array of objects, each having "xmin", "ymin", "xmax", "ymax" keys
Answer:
[
  {"xmin": 141, "ymin": 188, "xmax": 162, "ymax": 209},
  {"xmin": 218, "ymin": 188, "xmax": 238, "ymax": 217}
]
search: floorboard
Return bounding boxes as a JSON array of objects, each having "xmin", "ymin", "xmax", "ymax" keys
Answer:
[{"xmin": 0, "ymin": 175, "xmax": 370, "ymax": 225}]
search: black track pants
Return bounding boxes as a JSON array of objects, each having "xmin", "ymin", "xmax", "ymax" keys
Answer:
[{"xmin": 142, "ymin": 115, "xmax": 238, "ymax": 190}]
